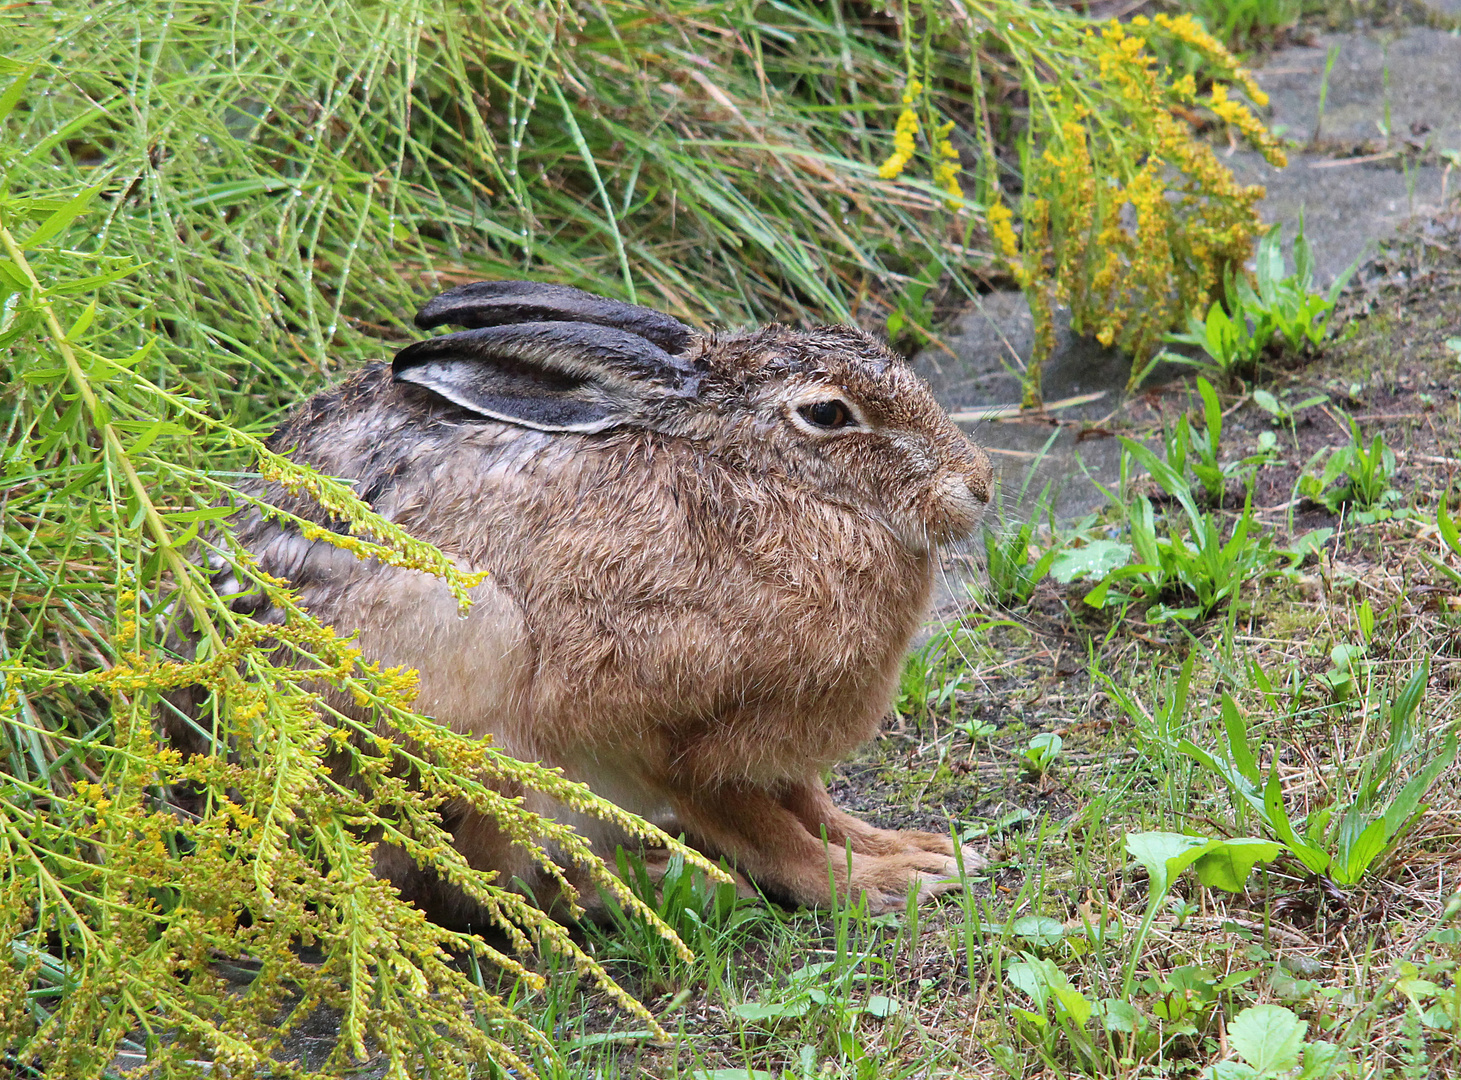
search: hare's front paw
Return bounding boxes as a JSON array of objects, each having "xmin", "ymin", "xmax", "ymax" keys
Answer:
[
  {"xmin": 895, "ymin": 829, "xmax": 989, "ymax": 872},
  {"xmin": 853, "ymin": 849, "xmax": 974, "ymax": 914}
]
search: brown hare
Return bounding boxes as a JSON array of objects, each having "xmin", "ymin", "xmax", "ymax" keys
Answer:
[{"xmin": 224, "ymin": 280, "xmax": 994, "ymax": 922}]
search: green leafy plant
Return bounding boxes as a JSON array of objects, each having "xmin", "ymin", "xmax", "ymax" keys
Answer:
[
  {"xmin": 1178, "ymin": 665, "xmax": 1457, "ymax": 886},
  {"xmin": 1245, "ymin": 224, "xmax": 1353, "ymax": 353},
  {"xmin": 1251, "ymin": 387, "xmax": 1329, "ymax": 446},
  {"xmin": 1421, "ymin": 489, "xmax": 1461, "ymax": 587},
  {"xmin": 1185, "ymin": 0, "xmax": 1300, "ymax": 49},
  {"xmin": 1159, "ymin": 226, "xmax": 1351, "ymax": 383},
  {"xmin": 1161, "ymin": 287, "xmax": 1272, "ymax": 381},
  {"xmin": 897, "ymin": 630, "xmax": 970, "ymax": 719},
  {"xmin": 1140, "ymin": 964, "xmax": 1256, "ymax": 1031},
  {"xmin": 1296, "ymin": 419, "xmax": 1403, "ymax": 521},
  {"xmin": 1084, "ymin": 439, "xmax": 1282, "ymax": 621},
  {"xmin": 1318, "ymin": 641, "xmax": 1369, "ymax": 701},
  {"xmin": 1162, "ymin": 376, "xmax": 1274, "ymax": 504},
  {"xmin": 1005, "ymin": 926, "xmax": 1261, "ymax": 1073},
  {"xmin": 1122, "ymin": 831, "xmax": 1282, "ymax": 996},
  {"xmin": 982, "ymin": 483, "xmax": 1063, "ymax": 608},
  {"xmin": 1021, "ymin": 733, "xmax": 1064, "ymax": 779},
  {"xmin": 729, "ymin": 882, "xmax": 900, "ymax": 1070},
  {"xmin": 593, "ymin": 849, "xmax": 766, "ymax": 998},
  {"xmin": 1206, "ymin": 1004, "xmax": 1344, "ymax": 1080}
]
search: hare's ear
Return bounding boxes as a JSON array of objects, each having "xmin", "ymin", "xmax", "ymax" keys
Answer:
[
  {"xmin": 414, "ymin": 280, "xmax": 695, "ymax": 356},
  {"xmin": 392, "ymin": 321, "xmax": 700, "ymax": 433}
]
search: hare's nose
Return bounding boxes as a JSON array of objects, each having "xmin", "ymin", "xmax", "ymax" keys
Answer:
[{"xmin": 965, "ymin": 448, "xmax": 993, "ymax": 504}]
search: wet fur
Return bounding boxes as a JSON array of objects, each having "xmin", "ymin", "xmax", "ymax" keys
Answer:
[{"xmin": 221, "ymin": 317, "xmax": 994, "ymax": 920}]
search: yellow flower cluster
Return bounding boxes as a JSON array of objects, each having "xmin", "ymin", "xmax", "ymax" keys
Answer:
[
  {"xmin": 874, "ymin": 74, "xmax": 965, "ymax": 209},
  {"xmin": 1005, "ymin": 12, "xmax": 1285, "ymax": 390},
  {"xmin": 932, "ymin": 119, "xmax": 963, "ymax": 204},
  {"xmin": 986, "ymin": 201, "xmax": 1028, "ymax": 287},
  {"xmin": 877, "ymin": 77, "xmax": 923, "ymax": 180},
  {"xmin": 1147, "ymin": 12, "xmax": 1267, "ymax": 106}
]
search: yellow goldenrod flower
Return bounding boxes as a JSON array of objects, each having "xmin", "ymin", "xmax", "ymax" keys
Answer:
[
  {"xmin": 878, "ymin": 106, "xmax": 920, "ymax": 180},
  {"xmin": 933, "ymin": 120, "xmax": 963, "ymax": 204}
]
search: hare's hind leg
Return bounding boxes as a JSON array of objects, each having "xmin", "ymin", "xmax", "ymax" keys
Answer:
[
  {"xmin": 779, "ymin": 779, "xmax": 988, "ymax": 871},
  {"xmin": 669, "ymin": 783, "xmax": 971, "ymax": 914}
]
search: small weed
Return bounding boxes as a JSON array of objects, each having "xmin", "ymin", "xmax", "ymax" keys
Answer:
[
  {"xmin": 1212, "ymin": 1003, "xmax": 1347, "ymax": 1079},
  {"xmin": 1083, "ymin": 439, "xmax": 1282, "ymax": 621},
  {"xmin": 1163, "ymin": 377, "xmax": 1232, "ymax": 503},
  {"xmin": 593, "ymin": 849, "xmax": 765, "ymax": 998},
  {"xmin": 983, "ymin": 490, "xmax": 1062, "ymax": 608},
  {"xmin": 1154, "ymin": 226, "xmax": 1352, "ymax": 384},
  {"xmin": 729, "ymin": 878, "xmax": 903, "ymax": 1072},
  {"xmin": 1295, "ymin": 418, "xmax": 1404, "ymax": 521},
  {"xmin": 1021, "ymin": 733, "xmax": 1064, "ymax": 780},
  {"xmin": 1318, "ymin": 640, "xmax": 1368, "ymax": 701},
  {"xmin": 883, "ymin": 260, "xmax": 940, "ymax": 350},
  {"xmin": 1185, "ymin": 0, "xmax": 1299, "ymax": 48},
  {"xmin": 1164, "ymin": 376, "xmax": 1286, "ymax": 504},
  {"xmin": 1251, "ymin": 385, "xmax": 1329, "ymax": 451},
  {"xmin": 1421, "ymin": 488, "xmax": 1461, "ymax": 588},
  {"xmin": 897, "ymin": 631, "xmax": 970, "ymax": 719},
  {"xmin": 1177, "ymin": 663, "xmax": 1458, "ymax": 886}
]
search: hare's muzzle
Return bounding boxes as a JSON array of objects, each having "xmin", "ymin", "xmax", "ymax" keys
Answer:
[{"xmin": 924, "ymin": 437, "xmax": 993, "ymax": 544}]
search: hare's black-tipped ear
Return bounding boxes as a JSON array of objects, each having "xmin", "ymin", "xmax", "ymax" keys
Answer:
[
  {"xmin": 415, "ymin": 280, "xmax": 695, "ymax": 356},
  {"xmin": 392, "ymin": 322, "xmax": 700, "ymax": 433}
]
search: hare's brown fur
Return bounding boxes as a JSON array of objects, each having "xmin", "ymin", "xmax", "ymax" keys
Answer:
[{"xmin": 227, "ymin": 305, "xmax": 993, "ymax": 920}]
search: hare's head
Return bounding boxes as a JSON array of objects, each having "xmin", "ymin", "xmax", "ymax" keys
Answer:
[{"xmin": 395, "ymin": 281, "xmax": 992, "ymax": 551}]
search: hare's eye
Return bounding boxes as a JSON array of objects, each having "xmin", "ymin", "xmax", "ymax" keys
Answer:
[{"xmin": 799, "ymin": 400, "xmax": 853, "ymax": 429}]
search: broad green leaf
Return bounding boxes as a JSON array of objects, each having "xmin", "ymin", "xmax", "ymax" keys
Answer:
[
  {"xmin": 1220, "ymin": 693, "xmax": 1259, "ymax": 785},
  {"xmin": 863, "ymin": 995, "xmax": 900, "ymax": 1018},
  {"xmin": 1006, "ymin": 961, "xmax": 1050, "ymax": 1012},
  {"xmin": 1194, "ymin": 838, "xmax": 1283, "ymax": 892},
  {"xmin": 1049, "ymin": 539, "xmax": 1131, "ymax": 583},
  {"xmin": 1096, "ymin": 998, "xmax": 1141, "ymax": 1033},
  {"xmin": 1082, "ymin": 563, "xmax": 1159, "ymax": 608},
  {"xmin": 1012, "ymin": 915, "xmax": 1065, "ymax": 947},
  {"xmin": 1050, "ymin": 980, "xmax": 1093, "ymax": 1026},
  {"xmin": 1299, "ymin": 1041, "xmax": 1343, "ymax": 1080},
  {"xmin": 1282, "ymin": 529, "xmax": 1332, "ymax": 566},
  {"xmin": 1211, "ymin": 1062, "xmax": 1260, "ymax": 1080},
  {"xmin": 66, "ymin": 298, "xmax": 97, "ymax": 341},
  {"xmin": 1011, "ymin": 955, "xmax": 1091, "ymax": 1026},
  {"xmin": 1197, "ymin": 376, "xmax": 1222, "ymax": 437},
  {"xmin": 1125, "ymin": 831, "xmax": 1215, "ymax": 900},
  {"xmin": 1332, "ymin": 818, "xmax": 1386, "ymax": 887},
  {"xmin": 1228, "ymin": 1003, "xmax": 1306, "ymax": 1075},
  {"xmin": 1251, "ymin": 388, "xmax": 1281, "ymax": 417},
  {"xmin": 730, "ymin": 999, "xmax": 810, "ymax": 1022}
]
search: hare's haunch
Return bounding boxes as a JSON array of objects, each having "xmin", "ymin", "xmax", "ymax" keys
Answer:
[{"xmin": 231, "ymin": 281, "xmax": 994, "ymax": 919}]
